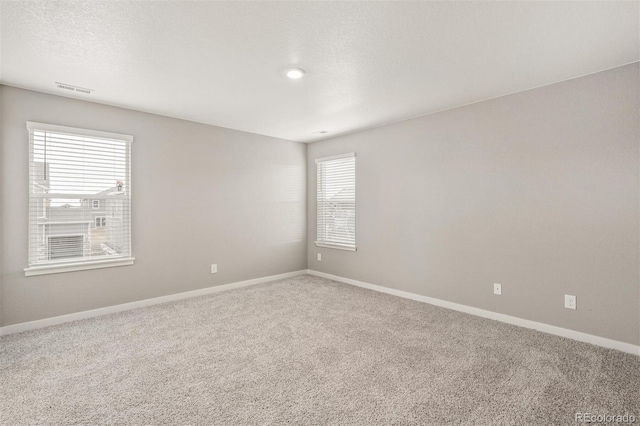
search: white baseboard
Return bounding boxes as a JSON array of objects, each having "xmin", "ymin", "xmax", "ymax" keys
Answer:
[
  {"xmin": 0, "ymin": 270, "xmax": 307, "ymax": 336},
  {"xmin": 4, "ymin": 268, "xmax": 638, "ymax": 357},
  {"xmin": 306, "ymin": 269, "xmax": 640, "ymax": 357}
]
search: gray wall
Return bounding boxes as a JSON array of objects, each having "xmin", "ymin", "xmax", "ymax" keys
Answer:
[
  {"xmin": 307, "ymin": 63, "xmax": 640, "ymax": 346},
  {"xmin": 0, "ymin": 86, "xmax": 307, "ymax": 326},
  {"xmin": 0, "ymin": 86, "xmax": 3, "ymax": 324}
]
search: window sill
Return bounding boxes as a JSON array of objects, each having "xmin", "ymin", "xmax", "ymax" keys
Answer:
[
  {"xmin": 315, "ymin": 242, "xmax": 357, "ymax": 252},
  {"xmin": 24, "ymin": 258, "xmax": 135, "ymax": 277}
]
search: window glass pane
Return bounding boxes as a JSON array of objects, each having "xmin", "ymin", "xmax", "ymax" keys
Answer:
[{"xmin": 316, "ymin": 154, "xmax": 356, "ymax": 249}]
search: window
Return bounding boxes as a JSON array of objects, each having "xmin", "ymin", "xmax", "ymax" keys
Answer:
[
  {"xmin": 315, "ymin": 153, "xmax": 356, "ymax": 251},
  {"xmin": 25, "ymin": 122, "xmax": 134, "ymax": 276}
]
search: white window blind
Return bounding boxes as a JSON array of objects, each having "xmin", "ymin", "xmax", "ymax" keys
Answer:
[
  {"xmin": 26, "ymin": 122, "xmax": 134, "ymax": 275},
  {"xmin": 315, "ymin": 152, "xmax": 356, "ymax": 251}
]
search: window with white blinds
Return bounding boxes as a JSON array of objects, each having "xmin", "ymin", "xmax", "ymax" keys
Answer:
[
  {"xmin": 25, "ymin": 122, "xmax": 134, "ymax": 276},
  {"xmin": 315, "ymin": 152, "xmax": 356, "ymax": 251}
]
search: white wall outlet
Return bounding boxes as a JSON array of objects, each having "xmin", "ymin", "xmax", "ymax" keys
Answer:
[
  {"xmin": 564, "ymin": 294, "xmax": 576, "ymax": 310},
  {"xmin": 317, "ymin": 253, "xmax": 322, "ymax": 261},
  {"xmin": 493, "ymin": 283, "xmax": 502, "ymax": 295},
  {"xmin": 210, "ymin": 264, "xmax": 217, "ymax": 274}
]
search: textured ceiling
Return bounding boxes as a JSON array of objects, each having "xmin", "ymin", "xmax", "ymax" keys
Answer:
[{"xmin": 1, "ymin": 1, "xmax": 638, "ymax": 142}]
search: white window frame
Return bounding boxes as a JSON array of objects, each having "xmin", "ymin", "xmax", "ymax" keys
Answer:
[
  {"xmin": 315, "ymin": 152, "xmax": 357, "ymax": 251},
  {"xmin": 92, "ymin": 200, "xmax": 100, "ymax": 209},
  {"xmin": 24, "ymin": 122, "xmax": 135, "ymax": 276}
]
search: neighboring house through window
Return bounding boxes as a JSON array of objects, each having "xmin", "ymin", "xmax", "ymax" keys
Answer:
[
  {"xmin": 315, "ymin": 152, "xmax": 356, "ymax": 251},
  {"xmin": 25, "ymin": 122, "xmax": 134, "ymax": 276}
]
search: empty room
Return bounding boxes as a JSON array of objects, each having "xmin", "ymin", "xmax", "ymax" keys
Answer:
[{"xmin": 1, "ymin": 1, "xmax": 639, "ymax": 424}]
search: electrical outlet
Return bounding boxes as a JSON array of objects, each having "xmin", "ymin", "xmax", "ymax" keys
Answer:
[
  {"xmin": 317, "ymin": 253, "xmax": 322, "ymax": 261},
  {"xmin": 564, "ymin": 294, "xmax": 576, "ymax": 310},
  {"xmin": 210, "ymin": 264, "xmax": 217, "ymax": 274},
  {"xmin": 493, "ymin": 283, "xmax": 502, "ymax": 295}
]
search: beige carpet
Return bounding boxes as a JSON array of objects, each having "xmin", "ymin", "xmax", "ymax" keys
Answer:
[{"xmin": 1, "ymin": 274, "xmax": 638, "ymax": 425}]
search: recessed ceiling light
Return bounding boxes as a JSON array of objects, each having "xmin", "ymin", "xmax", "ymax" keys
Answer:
[{"xmin": 285, "ymin": 67, "xmax": 305, "ymax": 79}]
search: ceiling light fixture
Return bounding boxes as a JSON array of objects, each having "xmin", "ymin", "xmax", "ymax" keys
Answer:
[
  {"xmin": 285, "ymin": 67, "xmax": 305, "ymax": 79},
  {"xmin": 312, "ymin": 130, "xmax": 328, "ymax": 135}
]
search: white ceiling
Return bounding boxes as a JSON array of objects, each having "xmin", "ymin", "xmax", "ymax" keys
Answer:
[{"xmin": 1, "ymin": 1, "xmax": 638, "ymax": 143}]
